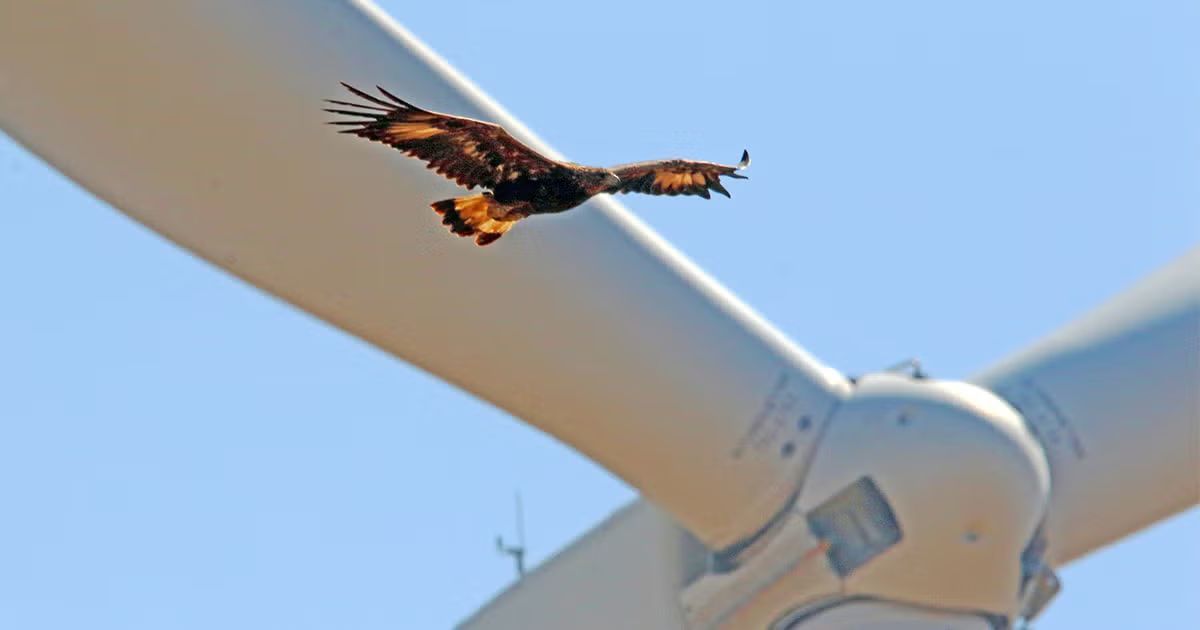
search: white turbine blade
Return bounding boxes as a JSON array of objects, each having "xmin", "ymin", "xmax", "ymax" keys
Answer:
[
  {"xmin": 461, "ymin": 500, "xmax": 701, "ymax": 629},
  {"xmin": 972, "ymin": 248, "xmax": 1200, "ymax": 564},
  {"xmin": 0, "ymin": 1, "xmax": 849, "ymax": 550}
]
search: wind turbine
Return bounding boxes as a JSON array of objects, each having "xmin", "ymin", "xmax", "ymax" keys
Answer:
[{"xmin": 0, "ymin": 1, "xmax": 1194, "ymax": 628}]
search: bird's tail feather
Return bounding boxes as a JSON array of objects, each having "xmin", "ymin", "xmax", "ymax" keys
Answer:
[{"xmin": 430, "ymin": 194, "xmax": 514, "ymax": 246}]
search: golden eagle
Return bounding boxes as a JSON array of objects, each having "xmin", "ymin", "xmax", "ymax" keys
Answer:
[{"xmin": 326, "ymin": 83, "xmax": 749, "ymax": 246}]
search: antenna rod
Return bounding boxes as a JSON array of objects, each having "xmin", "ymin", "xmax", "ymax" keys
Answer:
[
  {"xmin": 496, "ymin": 492, "xmax": 526, "ymax": 579},
  {"xmin": 515, "ymin": 492, "xmax": 526, "ymax": 577}
]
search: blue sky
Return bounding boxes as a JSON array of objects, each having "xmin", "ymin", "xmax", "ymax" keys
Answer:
[{"xmin": 1, "ymin": 1, "xmax": 1196, "ymax": 627}]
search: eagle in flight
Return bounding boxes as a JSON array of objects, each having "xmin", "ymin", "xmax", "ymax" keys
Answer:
[{"xmin": 326, "ymin": 83, "xmax": 749, "ymax": 245}]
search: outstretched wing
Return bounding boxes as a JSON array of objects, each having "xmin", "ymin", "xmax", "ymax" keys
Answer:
[
  {"xmin": 609, "ymin": 150, "xmax": 750, "ymax": 199},
  {"xmin": 326, "ymin": 83, "xmax": 559, "ymax": 190}
]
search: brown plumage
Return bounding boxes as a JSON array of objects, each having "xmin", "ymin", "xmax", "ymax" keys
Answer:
[{"xmin": 327, "ymin": 83, "xmax": 749, "ymax": 245}]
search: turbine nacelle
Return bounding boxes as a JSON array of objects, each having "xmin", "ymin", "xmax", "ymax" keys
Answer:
[{"xmin": 683, "ymin": 373, "xmax": 1052, "ymax": 628}]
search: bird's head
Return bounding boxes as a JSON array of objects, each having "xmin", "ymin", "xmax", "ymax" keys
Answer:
[
  {"xmin": 604, "ymin": 172, "xmax": 621, "ymax": 190},
  {"xmin": 589, "ymin": 170, "xmax": 621, "ymax": 194}
]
